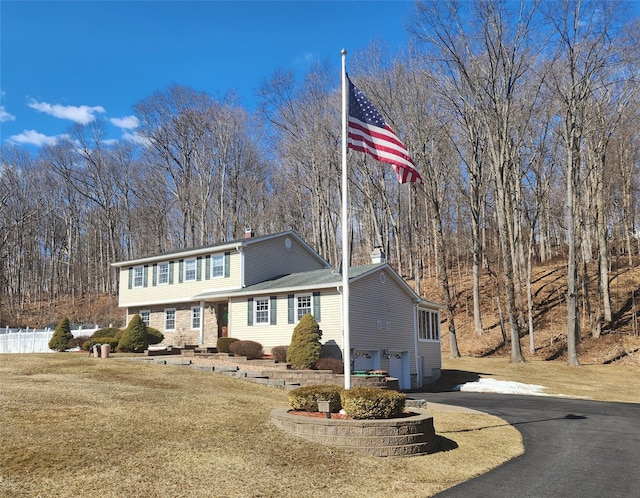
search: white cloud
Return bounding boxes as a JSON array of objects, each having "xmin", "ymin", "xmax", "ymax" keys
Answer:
[
  {"xmin": 28, "ymin": 100, "xmax": 106, "ymax": 124},
  {"xmin": 0, "ymin": 105, "xmax": 16, "ymax": 122},
  {"xmin": 122, "ymin": 131, "xmax": 151, "ymax": 147},
  {"xmin": 110, "ymin": 115, "xmax": 139, "ymax": 130},
  {"xmin": 8, "ymin": 129, "xmax": 65, "ymax": 147}
]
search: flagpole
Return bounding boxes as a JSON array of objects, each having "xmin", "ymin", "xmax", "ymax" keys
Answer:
[{"xmin": 341, "ymin": 48, "xmax": 351, "ymax": 390}]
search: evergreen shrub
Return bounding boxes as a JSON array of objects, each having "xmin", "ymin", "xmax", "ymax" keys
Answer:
[
  {"xmin": 229, "ymin": 340, "xmax": 263, "ymax": 359},
  {"xmin": 271, "ymin": 345, "xmax": 288, "ymax": 363},
  {"xmin": 48, "ymin": 317, "xmax": 73, "ymax": 352},
  {"xmin": 117, "ymin": 315, "xmax": 148, "ymax": 353},
  {"xmin": 314, "ymin": 357, "xmax": 344, "ymax": 374},
  {"xmin": 217, "ymin": 337, "xmax": 239, "ymax": 353},
  {"xmin": 68, "ymin": 335, "xmax": 90, "ymax": 350},
  {"xmin": 91, "ymin": 327, "xmax": 121, "ymax": 340},
  {"xmin": 286, "ymin": 313, "xmax": 322, "ymax": 369},
  {"xmin": 340, "ymin": 388, "xmax": 406, "ymax": 419},
  {"xmin": 146, "ymin": 327, "xmax": 164, "ymax": 345},
  {"xmin": 91, "ymin": 337, "xmax": 119, "ymax": 349},
  {"xmin": 288, "ymin": 384, "xmax": 343, "ymax": 413}
]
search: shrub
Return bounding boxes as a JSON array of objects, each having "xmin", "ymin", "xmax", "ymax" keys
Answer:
[
  {"xmin": 91, "ymin": 327, "xmax": 121, "ymax": 340},
  {"xmin": 146, "ymin": 327, "xmax": 164, "ymax": 345},
  {"xmin": 340, "ymin": 388, "xmax": 406, "ymax": 419},
  {"xmin": 67, "ymin": 335, "xmax": 90, "ymax": 350},
  {"xmin": 82, "ymin": 340, "xmax": 92, "ymax": 351},
  {"xmin": 314, "ymin": 357, "xmax": 344, "ymax": 374},
  {"xmin": 288, "ymin": 385, "xmax": 343, "ymax": 413},
  {"xmin": 90, "ymin": 337, "xmax": 119, "ymax": 349},
  {"xmin": 48, "ymin": 317, "xmax": 73, "ymax": 352},
  {"xmin": 271, "ymin": 345, "xmax": 288, "ymax": 363},
  {"xmin": 117, "ymin": 315, "xmax": 148, "ymax": 353},
  {"xmin": 286, "ymin": 313, "xmax": 322, "ymax": 369},
  {"xmin": 217, "ymin": 337, "xmax": 239, "ymax": 353},
  {"xmin": 229, "ymin": 340, "xmax": 264, "ymax": 360}
]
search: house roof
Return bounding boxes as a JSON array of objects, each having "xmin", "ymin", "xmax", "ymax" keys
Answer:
[
  {"xmin": 111, "ymin": 230, "xmax": 329, "ymax": 268},
  {"xmin": 192, "ymin": 262, "xmax": 443, "ymax": 309}
]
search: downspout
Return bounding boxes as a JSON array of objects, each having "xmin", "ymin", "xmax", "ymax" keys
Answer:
[
  {"xmin": 413, "ymin": 302, "xmax": 422, "ymax": 389},
  {"xmin": 199, "ymin": 300, "xmax": 205, "ymax": 345},
  {"xmin": 238, "ymin": 247, "xmax": 245, "ymax": 287}
]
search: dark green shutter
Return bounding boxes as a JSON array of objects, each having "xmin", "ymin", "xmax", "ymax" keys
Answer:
[
  {"xmin": 205, "ymin": 255, "xmax": 211, "ymax": 280},
  {"xmin": 143, "ymin": 265, "xmax": 148, "ymax": 287},
  {"xmin": 128, "ymin": 267, "xmax": 133, "ymax": 289},
  {"xmin": 288, "ymin": 294, "xmax": 294, "ymax": 324},
  {"xmin": 168, "ymin": 261, "xmax": 174, "ymax": 284},
  {"xmin": 313, "ymin": 292, "xmax": 320, "ymax": 321},
  {"xmin": 152, "ymin": 264, "xmax": 157, "ymax": 286},
  {"xmin": 247, "ymin": 298, "xmax": 253, "ymax": 326},
  {"xmin": 270, "ymin": 296, "xmax": 277, "ymax": 325},
  {"xmin": 179, "ymin": 259, "xmax": 184, "ymax": 283},
  {"xmin": 196, "ymin": 257, "xmax": 202, "ymax": 281},
  {"xmin": 224, "ymin": 252, "xmax": 230, "ymax": 278}
]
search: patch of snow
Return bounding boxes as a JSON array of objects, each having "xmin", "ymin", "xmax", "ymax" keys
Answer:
[{"xmin": 455, "ymin": 378, "xmax": 549, "ymax": 396}]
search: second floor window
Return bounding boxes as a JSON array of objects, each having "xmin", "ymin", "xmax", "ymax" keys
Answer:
[
  {"xmin": 158, "ymin": 262, "xmax": 169, "ymax": 285},
  {"xmin": 133, "ymin": 267, "xmax": 144, "ymax": 288},
  {"xmin": 184, "ymin": 258, "xmax": 196, "ymax": 281},
  {"xmin": 211, "ymin": 255, "xmax": 224, "ymax": 278}
]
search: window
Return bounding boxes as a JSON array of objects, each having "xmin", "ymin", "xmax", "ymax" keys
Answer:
[
  {"xmin": 191, "ymin": 306, "xmax": 201, "ymax": 329},
  {"xmin": 296, "ymin": 294, "xmax": 312, "ymax": 322},
  {"xmin": 184, "ymin": 258, "xmax": 196, "ymax": 281},
  {"xmin": 255, "ymin": 298, "xmax": 269, "ymax": 324},
  {"xmin": 165, "ymin": 309, "xmax": 176, "ymax": 330},
  {"xmin": 211, "ymin": 255, "xmax": 224, "ymax": 278},
  {"xmin": 140, "ymin": 310, "xmax": 150, "ymax": 326},
  {"xmin": 133, "ymin": 266, "xmax": 144, "ymax": 288},
  {"xmin": 158, "ymin": 263, "xmax": 169, "ymax": 285},
  {"xmin": 418, "ymin": 310, "xmax": 440, "ymax": 341}
]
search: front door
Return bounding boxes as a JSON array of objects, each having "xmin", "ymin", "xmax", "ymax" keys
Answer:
[{"xmin": 217, "ymin": 303, "xmax": 228, "ymax": 338}]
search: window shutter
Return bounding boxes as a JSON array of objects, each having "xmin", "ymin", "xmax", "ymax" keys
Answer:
[
  {"xmin": 143, "ymin": 265, "xmax": 149, "ymax": 287},
  {"xmin": 152, "ymin": 264, "xmax": 157, "ymax": 286},
  {"xmin": 270, "ymin": 296, "xmax": 277, "ymax": 325},
  {"xmin": 247, "ymin": 298, "xmax": 253, "ymax": 326},
  {"xmin": 205, "ymin": 255, "xmax": 211, "ymax": 280},
  {"xmin": 128, "ymin": 267, "xmax": 133, "ymax": 289},
  {"xmin": 313, "ymin": 292, "xmax": 320, "ymax": 321},
  {"xmin": 224, "ymin": 252, "xmax": 230, "ymax": 278},
  {"xmin": 288, "ymin": 294, "xmax": 294, "ymax": 324},
  {"xmin": 196, "ymin": 257, "xmax": 202, "ymax": 281},
  {"xmin": 179, "ymin": 259, "xmax": 184, "ymax": 283},
  {"xmin": 168, "ymin": 261, "xmax": 174, "ymax": 284}
]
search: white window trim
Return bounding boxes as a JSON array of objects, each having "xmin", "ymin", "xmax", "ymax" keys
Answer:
[
  {"xmin": 158, "ymin": 262, "xmax": 170, "ymax": 285},
  {"xmin": 295, "ymin": 293, "xmax": 312, "ymax": 323},
  {"xmin": 418, "ymin": 310, "xmax": 440, "ymax": 342},
  {"xmin": 211, "ymin": 254, "xmax": 224, "ymax": 278},
  {"xmin": 140, "ymin": 310, "xmax": 151, "ymax": 327},
  {"xmin": 133, "ymin": 266, "xmax": 144, "ymax": 288},
  {"xmin": 164, "ymin": 308, "xmax": 176, "ymax": 331},
  {"xmin": 184, "ymin": 258, "xmax": 196, "ymax": 282},
  {"xmin": 191, "ymin": 306, "xmax": 201, "ymax": 330},
  {"xmin": 254, "ymin": 297, "xmax": 270, "ymax": 325}
]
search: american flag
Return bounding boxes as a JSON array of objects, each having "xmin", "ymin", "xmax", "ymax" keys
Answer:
[{"xmin": 347, "ymin": 75, "xmax": 423, "ymax": 184}]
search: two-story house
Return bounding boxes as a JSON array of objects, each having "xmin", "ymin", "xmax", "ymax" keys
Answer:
[{"xmin": 112, "ymin": 230, "xmax": 442, "ymax": 389}]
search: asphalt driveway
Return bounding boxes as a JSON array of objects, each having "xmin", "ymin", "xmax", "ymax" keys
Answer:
[{"xmin": 408, "ymin": 392, "xmax": 640, "ymax": 498}]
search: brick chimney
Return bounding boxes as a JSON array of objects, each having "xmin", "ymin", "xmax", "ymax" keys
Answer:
[{"xmin": 244, "ymin": 228, "xmax": 254, "ymax": 238}]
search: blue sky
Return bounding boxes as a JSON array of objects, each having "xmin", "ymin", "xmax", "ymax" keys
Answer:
[{"xmin": 1, "ymin": 0, "xmax": 415, "ymax": 151}]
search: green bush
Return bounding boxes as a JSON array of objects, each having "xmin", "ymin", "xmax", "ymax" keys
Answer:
[
  {"xmin": 217, "ymin": 337, "xmax": 239, "ymax": 353},
  {"xmin": 286, "ymin": 313, "xmax": 322, "ymax": 369},
  {"xmin": 90, "ymin": 337, "xmax": 119, "ymax": 349},
  {"xmin": 91, "ymin": 327, "xmax": 121, "ymax": 340},
  {"xmin": 68, "ymin": 335, "xmax": 90, "ymax": 350},
  {"xmin": 288, "ymin": 384, "xmax": 343, "ymax": 413},
  {"xmin": 229, "ymin": 340, "xmax": 263, "ymax": 359},
  {"xmin": 48, "ymin": 317, "xmax": 73, "ymax": 352},
  {"xmin": 340, "ymin": 388, "xmax": 406, "ymax": 419},
  {"xmin": 314, "ymin": 357, "xmax": 344, "ymax": 374},
  {"xmin": 146, "ymin": 327, "xmax": 164, "ymax": 345},
  {"xmin": 271, "ymin": 345, "xmax": 288, "ymax": 363},
  {"xmin": 117, "ymin": 315, "xmax": 148, "ymax": 353}
]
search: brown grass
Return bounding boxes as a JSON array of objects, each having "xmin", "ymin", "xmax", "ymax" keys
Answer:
[{"xmin": 0, "ymin": 354, "xmax": 522, "ymax": 498}]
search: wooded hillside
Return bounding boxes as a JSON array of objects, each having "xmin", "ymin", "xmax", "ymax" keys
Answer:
[{"xmin": 1, "ymin": 1, "xmax": 639, "ymax": 366}]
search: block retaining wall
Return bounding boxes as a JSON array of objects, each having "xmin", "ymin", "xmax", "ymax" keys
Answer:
[{"xmin": 270, "ymin": 407, "xmax": 437, "ymax": 457}]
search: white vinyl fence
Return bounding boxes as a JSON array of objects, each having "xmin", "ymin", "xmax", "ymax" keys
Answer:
[{"xmin": 0, "ymin": 326, "xmax": 100, "ymax": 354}]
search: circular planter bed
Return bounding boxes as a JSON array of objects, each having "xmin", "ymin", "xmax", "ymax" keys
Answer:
[{"xmin": 270, "ymin": 407, "xmax": 437, "ymax": 457}]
